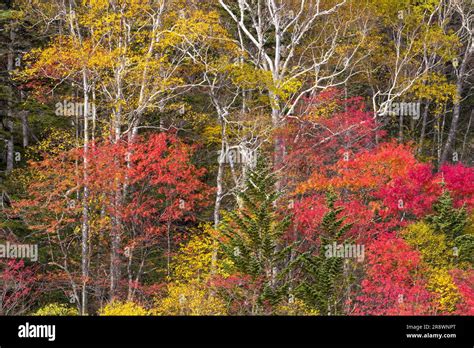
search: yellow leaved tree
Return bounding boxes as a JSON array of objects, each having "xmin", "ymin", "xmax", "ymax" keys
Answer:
[
  {"xmin": 403, "ymin": 222, "xmax": 461, "ymax": 313},
  {"xmin": 152, "ymin": 225, "xmax": 229, "ymax": 315}
]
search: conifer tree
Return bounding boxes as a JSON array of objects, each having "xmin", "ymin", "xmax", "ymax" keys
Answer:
[
  {"xmin": 426, "ymin": 189, "xmax": 472, "ymax": 267},
  {"xmin": 453, "ymin": 234, "xmax": 474, "ymax": 267},
  {"xmin": 427, "ymin": 190, "xmax": 468, "ymax": 241},
  {"xmin": 218, "ymin": 157, "xmax": 294, "ymax": 313},
  {"xmin": 296, "ymin": 191, "xmax": 353, "ymax": 315}
]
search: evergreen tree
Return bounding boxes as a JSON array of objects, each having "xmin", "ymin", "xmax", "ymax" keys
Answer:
[
  {"xmin": 426, "ymin": 189, "xmax": 472, "ymax": 268},
  {"xmin": 296, "ymin": 191, "xmax": 353, "ymax": 315},
  {"xmin": 453, "ymin": 234, "xmax": 474, "ymax": 267},
  {"xmin": 427, "ymin": 190, "xmax": 468, "ymax": 241},
  {"xmin": 218, "ymin": 157, "xmax": 294, "ymax": 313}
]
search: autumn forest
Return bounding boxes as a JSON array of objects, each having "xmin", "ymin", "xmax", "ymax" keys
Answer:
[{"xmin": 0, "ymin": 0, "xmax": 473, "ymax": 317}]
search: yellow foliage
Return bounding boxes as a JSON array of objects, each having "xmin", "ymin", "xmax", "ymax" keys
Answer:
[
  {"xmin": 403, "ymin": 222, "xmax": 452, "ymax": 268},
  {"xmin": 427, "ymin": 268, "xmax": 461, "ymax": 313},
  {"xmin": 28, "ymin": 128, "xmax": 76, "ymax": 158},
  {"xmin": 33, "ymin": 303, "xmax": 78, "ymax": 316},
  {"xmin": 99, "ymin": 300, "xmax": 149, "ymax": 316},
  {"xmin": 169, "ymin": 10, "xmax": 238, "ymax": 54},
  {"xmin": 172, "ymin": 225, "xmax": 230, "ymax": 282},
  {"xmin": 227, "ymin": 63, "xmax": 272, "ymax": 91},
  {"xmin": 153, "ymin": 225, "xmax": 230, "ymax": 315},
  {"xmin": 152, "ymin": 282, "xmax": 227, "ymax": 315},
  {"xmin": 403, "ymin": 222, "xmax": 461, "ymax": 312},
  {"xmin": 411, "ymin": 73, "xmax": 458, "ymax": 115},
  {"xmin": 274, "ymin": 298, "xmax": 319, "ymax": 316},
  {"xmin": 201, "ymin": 125, "xmax": 222, "ymax": 145},
  {"xmin": 227, "ymin": 62, "xmax": 301, "ymax": 105}
]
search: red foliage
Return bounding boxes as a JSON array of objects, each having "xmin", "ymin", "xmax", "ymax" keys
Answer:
[
  {"xmin": 126, "ymin": 133, "xmax": 210, "ymax": 227},
  {"xmin": 440, "ymin": 164, "xmax": 474, "ymax": 209},
  {"xmin": 353, "ymin": 234, "xmax": 433, "ymax": 315},
  {"xmin": 212, "ymin": 273, "xmax": 268, "ymax": 314},
  {"xmin": 0, "ymin": 260, "xmax": 36, "ymax": 315},
  {"xmin": 375, "ymin": 163, "xmax": 440, "ymax": 220},
  {"xmin": 297, "ymin": 141, "xmax": 419, "ymax": 194},
  {"xmin": 374, "ymin": 162, "xmax": 474, "ymax": 221},
  {"xmin": 284, "ymin": 90, "xmax": 473, "ymax": 316},
  {"xmin": 60, "ymin": 133, "xmax": 211, "ymax": 241},
  {"xmin": 291, "ymin": 194, "xmax": 376, "ymax": 245},
  {"xmin": 451, "ymin": 269, "xmax": 474, "ymax": 315},
  {"xmin": 281, "ymin": 88, "xmax": 380, "ymax": 188},
  {"xmin": 16, "ymin": 132, "xmax": 210, "ymax": 301}
]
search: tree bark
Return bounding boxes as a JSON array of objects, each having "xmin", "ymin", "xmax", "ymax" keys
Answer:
[
  {"xmin": 81, "ymin": 69, "xmax": 90, "ymax": 315},
  {"xmin": 6, "ymin": 22, "xmax": 15, "ymax": 173},
  {"xmin": 440, "ymin": 40, "xmax": 471, "ymax": 164},
  {"xmin": 21, "ymin": 111, "xmax": 29, "ymax": 148},
  {"xmin": 418, "ymin": 102, "xmax": 430, "ymax": 154}
]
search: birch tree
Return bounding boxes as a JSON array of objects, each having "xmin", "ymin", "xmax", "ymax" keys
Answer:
[
  {"xmin": 219, "ymin": 0, "xmax": 365, "ymax": 168},
  {"xmin": 440, "ymin": 0, "xmax": 473, "ymax": 164}
]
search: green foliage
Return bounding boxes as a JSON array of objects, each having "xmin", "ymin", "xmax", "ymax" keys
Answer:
[
  {"xmin": 453, "ymin": 234, "xmax": 474, "ymax": 267},
  {"xmin": 0, "ymin": 10, "xmax": 14, "ymax": 21},
  {"xmin": 296, "ymin": 191, "xmax": 353, "ymax": 315},
  {"xmin": 426, "ymin": 190, "xmax": 468, "ymax": 241},
  {"xmin": 218, "ymin": 157, "xmax": 294, "ymax": 311},
  {"xmin": 407, "ymin": 191, "xmax": 472, "ymax": 271}
]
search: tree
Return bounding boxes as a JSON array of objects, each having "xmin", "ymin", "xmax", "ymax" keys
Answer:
[
  {"xmin": 0, "ymin": 259, "xmax": 36, "ymax": 315},
  {"xmin": 426, "ymin": 190, "xmax": 468, "ymax": 241},
  {"xmin": 217, "ymin": 158, "xmax": 293, "ymax": 314},
  {"xmin": 152, "ymin": 225, "xmax": 229, "ymax": 315},
  {"xmin": 440, "ymin": 0, "xmax": 473, "ymax": 164},
  {"xmin": 19, "ymin": 0, "xmax": 217, "ymax": 301},
  {"xmin": 354, "ymin": 234, "xmax": 433, "ymax": 315},
  {"xmin": 0, "ymin": 0, "xmax": 473, "ymax": 318},
  {"xmin": 219, "ymin": 0, "xmax": 366, "ymax": 171},
  {"xmin": 403, "ymin": 222, "xmax": 461, "ymax": 313},
  {"xmin": 14, "ymin": 132, "xmax": 209, "ymax": 314},
  {"xmin": 281, "ymin": 88, "xmax": 379, "ymax": 190},
  {"xmin": 296, "ymin": 191, "xmax": 353, "ymax": 315}
]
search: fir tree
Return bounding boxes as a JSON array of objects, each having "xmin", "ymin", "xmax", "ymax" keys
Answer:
[
  {"xmin": 218, "ymin": 157, "xmax": 294, "ymax": 313},
  {"xmin": 296, "ymin": 191, "xmax": 353, "ymax": 315},
  {"xmin": 427, "ymin": 190, "xmax": 468, "ymax": 241},
  {"xmin": 453, "ymin": 234, "xmax": 474, "ymax": 267},
  {"xmin": 426, "ymin": 189, "xmax": 473, "ymax": 267}
]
